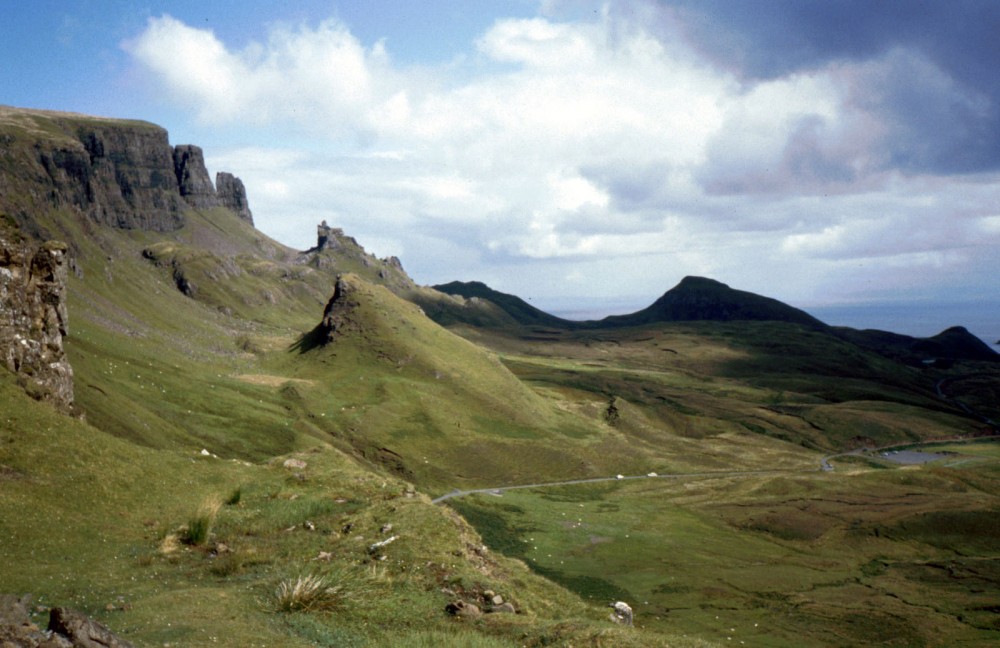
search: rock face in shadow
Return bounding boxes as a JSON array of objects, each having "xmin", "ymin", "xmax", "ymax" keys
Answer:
[
  {"xmin": 38, "ymin": 120, "xmax": 187, "ymax": 231},
  {"xmin": 173, "ymin": 144, "xmax": 219, "ymax": 209},
  {"xmin": 0, "ymin": 232, "xmax": 74, "ymax": 412}
]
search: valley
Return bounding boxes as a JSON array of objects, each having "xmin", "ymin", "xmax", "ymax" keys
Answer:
[{"xmin": 1, "ymin": 106, "xmax": 998, "ymax": 647}]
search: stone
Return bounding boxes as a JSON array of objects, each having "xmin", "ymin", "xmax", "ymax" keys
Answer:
[
  {"xmin": 609, "ymin": 601, "xmax": 633, "ymax": 626},
  {"xmin": 490, "ymin": 594, "xmax": 504, "ymax": 606},
  {"xmin": 488, "ymin": 602, "xmax": 516, "ymax": 614},
  {"xmin": 444, "ymin": 601, "xmax": 481, "ymax": 619},
  {"xmin": 282, "ymin": 458, "xmax": 307, "ymax": 470},
  {"xmin": 48, "ymin": 607, "xmax": 135, "ymax": 648},
  {"xmin": 0, "ymin": 235, "xmax": 74, "ymax": 412}
]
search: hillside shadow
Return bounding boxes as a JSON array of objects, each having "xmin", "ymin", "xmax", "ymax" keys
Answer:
[{"xmin": 289, "ymin": 324, "xmax": 326, "ymax": 354}]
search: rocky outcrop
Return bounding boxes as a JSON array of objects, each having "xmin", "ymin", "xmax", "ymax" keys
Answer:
[
  {"xmin": 173, "ymin": 145, "xmax": 218, "ymax": 209},
  {"xmin": 63, "ymin": 122, "xmax": 186, "ymax": 231},
  {"xmin": 0, "ymin": 231, "xmax": 73, "ymax": 411},
  {"xmin": 216, "ymin": 172, "xmax": 254, "ymax": 225},
  {"xmin": 317, "ymin": 275, "xmax": 359, "ymax": 342},
  {"xmin": 0, "ymin": 106, "xmax": 255, "ymax": 234},
  {"xmin": 48, "ymin": 607, "xmax": 135, "ymax": 648},
  {"xmin": 0, "ymin": 595, "xmax": 134, "ymax": 648}
]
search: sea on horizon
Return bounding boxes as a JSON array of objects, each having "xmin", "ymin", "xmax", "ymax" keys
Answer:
[{"xmin": 549, "ymin": 299, "xmax": 997, "ymax": 348}]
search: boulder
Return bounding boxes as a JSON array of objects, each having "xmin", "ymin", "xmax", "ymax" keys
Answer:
[
  {"xmin": 48, "ymin": 607, "xmax": 134, "ymax": 648},
  {"xmin": 444, "ymin": 601, "xmax": 481, "ymax": 619}
]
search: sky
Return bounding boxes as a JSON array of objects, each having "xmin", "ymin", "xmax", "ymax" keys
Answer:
[{"xmin": 2, "ymin": 1, "xmax": 998, "ymax": 336}]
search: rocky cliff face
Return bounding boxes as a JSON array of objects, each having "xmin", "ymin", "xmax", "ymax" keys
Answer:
[
  {"xmin": 0, "ymin": 230, "xmax": 73, "ymax": 412},
  {"xmin": 31, "ymin": 119, "xmax": 187, "ymax": 231},
  {"xmin": 0, "ymin": 106, "xmax": 255, "ymax": 233},
  {"xmin": 0, "ymin": 106, "xmax": 259, "ymax": 410},
  {"xmin": 173, "ymin": 144, "xmax": 218, "ymax": 209},
  {"xmin": 216, "ymin": 172, "xmax": 254, "ymax": 225}
]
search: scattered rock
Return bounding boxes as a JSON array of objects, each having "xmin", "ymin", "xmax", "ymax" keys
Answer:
[
  {"xmin": 379, "ymin": 523, "xmax": 393, "ymax": 535},
  {"xmin": 488, "ymin": 602, "xmax": 516, "ymax": 614},
  {"xmin": 445, "ymin": 601, "xmax": 481, "ymax": 619},
  {"xmin": 490, "ymin": 594, "xmax": 504, "ymax": 606},
  {"xmin": 368, "ymin": 535, "xmax": 398, "ymax": 556},
  {"xmin": 282, "ymin": 458, "xmax": 307, "ymax": 470}
]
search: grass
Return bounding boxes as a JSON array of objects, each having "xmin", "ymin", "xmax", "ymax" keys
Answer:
[
  {"xmin": 181, "ymin": 497, "xmax": 222, "ymax": 546},
  {"xmin": 274, "ymin": 574, "xmax": 345, "ymax": 612},
  {"xmin": 3, "ymin": 104, "xmax": 999, "ymax": 647},
  {"xmin": 449, "ymin": 464, "xmax": 1000, "ymax": 646}
]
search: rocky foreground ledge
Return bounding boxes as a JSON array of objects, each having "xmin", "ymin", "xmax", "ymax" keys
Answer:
[{"xmin": 0, "ymin": 594, "xmax": 133, "ymax": 647}]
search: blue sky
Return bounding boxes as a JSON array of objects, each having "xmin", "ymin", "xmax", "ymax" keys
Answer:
[{"xmin": 2, "ymin": 1, "xmax": 998, "ymax": 334}]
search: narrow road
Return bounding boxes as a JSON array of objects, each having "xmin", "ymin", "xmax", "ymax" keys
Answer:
[
  {"xmin": 434, "ymin": 434, "xmax": 1000, "ymax": 504},
  {"xmin": 431, "ymin": 469, "xmax": 789, "ymax": 504},
  {"xmin": 433, "ymin": 379, "xmax": 1000, "ymax": 504}
]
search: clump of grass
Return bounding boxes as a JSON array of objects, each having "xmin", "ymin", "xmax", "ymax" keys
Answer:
[
  {"xmin": 274, "ymin": 574, "xmax": 346, "ymax": 612},
  {"xmin": 181, "ymin": 496, "xmax": 222, "ymax": 546},
  {"xmin": 225, "ymin": 486, "xmax": 242, "ymax": 506}
]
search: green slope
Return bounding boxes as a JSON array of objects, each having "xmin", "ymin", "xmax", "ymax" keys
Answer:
[{"xmin": 2, "ymin": 105, "xmax": 998, "ymax": 648}]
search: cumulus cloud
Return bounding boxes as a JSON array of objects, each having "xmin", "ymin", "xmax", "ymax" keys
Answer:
[{"xmin": 125, "ymin": 3, "xmax": 1000, "ymax": 310}]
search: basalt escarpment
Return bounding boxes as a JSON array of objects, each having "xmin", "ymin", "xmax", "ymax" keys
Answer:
[
  {"xmin": 0, "ymin": 106, "xmax": 260, "ymax": 410},
  {"xmin": 0, "ymin": 106, "xmax": 254, "ymax": 234},
  {"xmin": 0, "ymin": 230, "xmax": 73, "ymax": 412}
]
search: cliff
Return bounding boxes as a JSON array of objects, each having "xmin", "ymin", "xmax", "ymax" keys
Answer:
[
  {"xmin": 0, "ymin": 105, "xmax": 259, "ymax": 410},
  {"xmin": 0, "ymin": 106, "xmax": 254, "ymax": 233},
  {"xmin": 216, "ymin": 172, "xmax": 254, "ymax": 225},
  {"xmin": 0, "ymin": 226, "xmax": 73, "ymax": 411}
]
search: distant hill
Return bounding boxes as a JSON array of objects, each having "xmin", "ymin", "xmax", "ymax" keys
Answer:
[
  {"xmin": 431, "ymin": 280, "xmax": 575, "ymax": 328},
  {"xmin": 594, "ymin": 276, "xmax": 828, "ymax": 329},
  {"xmin": 838, "ymin": 325, "xmax": 999, "ymax": 365},
  {"xmin": 429, "ymin": 276, "xmax": 828, "ymax": 331}
]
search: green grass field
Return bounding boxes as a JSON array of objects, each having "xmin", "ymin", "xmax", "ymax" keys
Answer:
[{"xmin": 3, "ymin": 107, "xmax": 999, "ymax": 646}]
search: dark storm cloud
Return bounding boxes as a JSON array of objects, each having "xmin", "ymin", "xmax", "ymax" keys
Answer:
[{"xmin": 664, "ymin": 0, "xmax": 1000, "ymax": 174}]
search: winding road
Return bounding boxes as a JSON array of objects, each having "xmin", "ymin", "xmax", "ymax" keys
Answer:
[
  {"xmin": 432, "ymin": 380, "xmax": 1000, "ymax": 504},
  {"xmin": 433, "ymin": 434, "xmax": 1000, "ymax": 504},
  {"xmin": 431, "ymin": 469, "xmax": 790, "ymax": 504}
]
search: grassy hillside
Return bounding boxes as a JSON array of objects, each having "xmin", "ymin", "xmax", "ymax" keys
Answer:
[{"xmin": 2, "ymin": 106, "xmax": 998, "ymax": 647}]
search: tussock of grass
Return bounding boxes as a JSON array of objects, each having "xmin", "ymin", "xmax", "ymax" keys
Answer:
[
  {"xmin": 181, "ymin": 496, "xmax": 222, "ymax": 546},
  {"xmin": 274, "ymin": 574, "xmax": 345, "ymax": 612}
]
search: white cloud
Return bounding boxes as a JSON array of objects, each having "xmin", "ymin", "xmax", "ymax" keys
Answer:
[{"xmin": 129, "ymin": 6, "xmax": 1000, "ymax": 310}]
